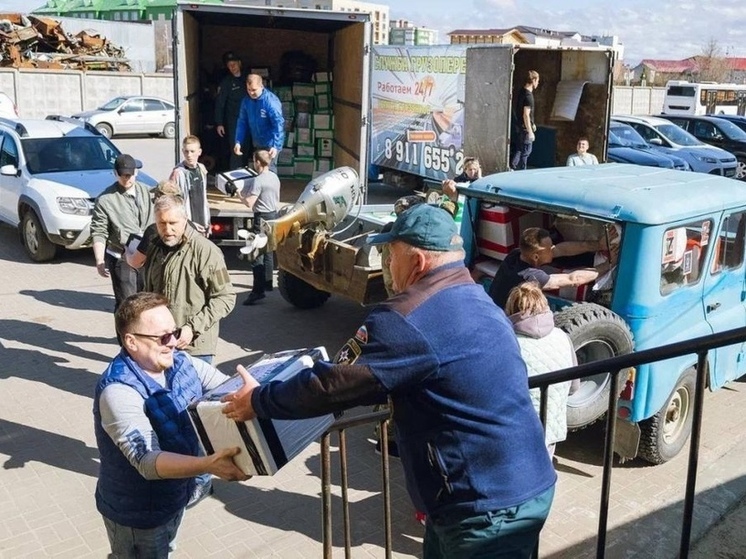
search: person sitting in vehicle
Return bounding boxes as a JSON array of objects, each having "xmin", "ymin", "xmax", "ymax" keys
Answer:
[
  {"xmin": 505, "ymin": 281, "xmax": 578, "ymax": 458},
  {"xmin": 441, "ymin": 156, "xmax": 482, "ymax": 201},
  {"xmin": 488, "ymin": 226, "xmax": 615, "ymax": 309}
]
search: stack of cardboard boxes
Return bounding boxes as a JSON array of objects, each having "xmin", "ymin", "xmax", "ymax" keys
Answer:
[{"xmin": 276, "ymin": 71, "xmax": 334, "ymax": 180}]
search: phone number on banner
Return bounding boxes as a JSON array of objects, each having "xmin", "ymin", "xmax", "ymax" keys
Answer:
[{"xmin": 384, "ymin": 138, "xmax": 465, "ymax": 175}]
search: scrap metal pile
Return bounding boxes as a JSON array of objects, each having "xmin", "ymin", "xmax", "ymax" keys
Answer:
[{"xmin": 0, "ymin": 13, "xmax": 130, "ymax": 71}]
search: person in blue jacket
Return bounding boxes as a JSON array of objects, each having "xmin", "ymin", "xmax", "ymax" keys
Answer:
[
  {"xmin": 222, "ymin": 203, "xmax": 557, "ymax": 558},
  {"xmin": 234, "ymin": 74, "xmax": 285, "ymax": 171}
]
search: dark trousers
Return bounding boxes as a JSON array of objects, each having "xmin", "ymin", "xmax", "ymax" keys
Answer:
[
  {"xmin": 251, "ymin": 210, "xmax": 277, "ymax": 294},
  {"xmin": 510, "ymin": 130, "xmax": 533, "ymax": 170},
  {"xmin": 105, "ymin": 252, "xmax": 141, "ymax": 311}
]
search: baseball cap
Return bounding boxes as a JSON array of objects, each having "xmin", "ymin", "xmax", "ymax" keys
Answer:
[
  {"xmin": 367, "ymin": 203, "xmax": 462, "ymax": 252},
  {"xmin": 223, "ymin": 51, "xmax": 240, "ymax": 64},
  {"xmin": 114, "ymin": 154, "xmax": 141, "ymax": 175}
]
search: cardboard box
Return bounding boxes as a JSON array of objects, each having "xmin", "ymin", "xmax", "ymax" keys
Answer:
[
  {"xmin": 317, "ymin": 138, "xmax": 333, "ymax": 158},
  {"xmin": 275, "ymin": 86, "xmax": 293, "ymax": 102},
  {"xmin": 313, "ymin": 71, "xmax": 332, "ymax": 83},
  {"xmin": 315, "ymin": 158, "xmax": 332, "ymax": 173},
  {"xmin": 294, "ymin": 96, "xmax": 314, "ymax": 114},
  {"xmin": 294, "ymin": 157, "xmax": 315, "ymax": 178},
  {"xmin": 314, "ymin": 129, "xmax": 333, "ymax": 141},
  {"xmin": 476, "ymin": 204, "xmax": 547, "ymax": 260},
  {"xmin": 296, "ymin": 144, "xmax": 315, "ymax": 157},
  {"xmin": 314, "ymin": 82, "xmax": 330, "ymax": 94},
  {"xmin": 285, "ymin": 131, "xmax": 295, "ymax": 149},
  {"xmin": 278, "ymin": 164, "xmax": 295, "ymax": 178},
  {"xmin": 296, "ymin": 127, "xmax": 312, "ymax": 145},
  {"xmin": 295, "ymin": 112, "xmax": 311, "ymax": 129},
  {"xmin": 278, "ymin": 148, "xmax": 295, "ymax": 165},
  {"xmin": 187, "ymin": 348, "xmax": 334, "ymax": 476},
  {"xmin": 292, "ymin": 82, "xmax": 315, "ymax": 97},
  {"xmin": 314, "ymin": 93, "xmax": 332, "ymax": 112},
  {"xmin": 313, "ymin": 113, "xmax": 333, "ymax": 130}
]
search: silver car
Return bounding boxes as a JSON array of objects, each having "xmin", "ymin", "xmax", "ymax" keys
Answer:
[{"xmin": 72, "ymin": 95, "xmax": 175, "ymax": 139}]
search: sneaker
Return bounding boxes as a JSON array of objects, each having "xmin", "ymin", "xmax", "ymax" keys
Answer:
[
  {"xmin": 415, "ymin": 511, "xmax": 427, "ymax": 526},
  {"xmin": 374, "ymin": 439, "xmax": 400, "ymax": 459},
  {"xmin": 242, "ymin": 292, "xmax": 266, "ymax": 306}
]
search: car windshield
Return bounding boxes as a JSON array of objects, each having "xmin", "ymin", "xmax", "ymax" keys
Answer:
[
  {"xmin": 610, "ymin": 124, "xmax": 648, "ymax": 148},
  {"xmin": 21, "ymin": 136, "xmax": 119, "ymax": 174},
  {"xmin": 97, "ymin": 97, "xmax": 128, "ymax": 110},
  {"xmin": 714, "ymin": 119, "xmax": 746, "ymax": 141},
  {"xmin": 655, "ymin": 123, "xmax": 704, "ymax": 146}
]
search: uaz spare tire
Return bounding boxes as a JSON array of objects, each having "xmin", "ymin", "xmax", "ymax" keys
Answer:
[{"xmin": 554, "ymin": 302, "xmax": 634, "ymax": 430}]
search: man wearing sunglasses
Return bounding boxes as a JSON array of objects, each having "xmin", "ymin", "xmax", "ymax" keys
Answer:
[
  {"xmin": 93, "ymin": 292, "xmax": 249, "ymax": 558},
  {"xmin": 142, "ymin": 194, "xmax": 235, "ymax": 364}
]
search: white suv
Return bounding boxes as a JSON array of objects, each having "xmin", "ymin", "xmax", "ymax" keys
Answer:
[{"xmin": 0, "ymin": 116, "xmax": 155, "ymax": 262}]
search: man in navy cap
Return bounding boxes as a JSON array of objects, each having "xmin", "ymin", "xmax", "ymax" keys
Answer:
[
  {"xmin": 92, "ymin": 154, "xmax": 154, "ymax": 311},
  {"xmin": 222, "ymin": 203, "xmax": 556, "ymax": 558}
]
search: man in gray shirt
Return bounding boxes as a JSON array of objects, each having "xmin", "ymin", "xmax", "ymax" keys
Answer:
[{"xmin": 239, "ymin": 149, "xmax": 281, "ymax": 305}]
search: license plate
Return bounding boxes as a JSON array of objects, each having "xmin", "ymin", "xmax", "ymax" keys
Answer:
[{"xmin": 725, "ymin": 168, "xmax": 736, "ymax": 177}]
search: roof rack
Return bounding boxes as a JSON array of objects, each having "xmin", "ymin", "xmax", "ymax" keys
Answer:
[
  {"xmin": 45, "ymin": 114, "xmax": 101, "ymax": 136},
  {"xmin": 0, "ymin": 117, "xmax": 29, "ymax": 137}
]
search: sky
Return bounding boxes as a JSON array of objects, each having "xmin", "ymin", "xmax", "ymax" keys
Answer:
[{"xmin": 4, "ymin": 0, "xmax": 745, "ymax": 66}]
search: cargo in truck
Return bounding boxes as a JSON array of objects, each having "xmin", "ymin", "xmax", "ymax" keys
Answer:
[
  {"xmin": 172, "ymin": 0, "xmax": 372, "ymax": 244},
  {"xmin": 369, "ymin": 43, "xmax": 616, "ymax": 187}
]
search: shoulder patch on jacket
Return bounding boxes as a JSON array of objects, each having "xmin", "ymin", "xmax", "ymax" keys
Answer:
[
  {"xmin": 334, "ymin": 339, "xmax": 362, "ymax": 365},
  {"xmin": 354, "ymin": 325, "xmax": 368, "ymax": 344}
]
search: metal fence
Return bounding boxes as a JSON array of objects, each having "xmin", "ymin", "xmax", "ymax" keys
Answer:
[
  {"xmin": 0, "ymin": 68, "xmax": 173, "ymax": 119},
  {"xmin": 612, "ymin": 86, "xmax": 666, "ymax": 115},
  {"xmin": 318, "ymin": 326, "xmax": 746, "ymax": 558}
]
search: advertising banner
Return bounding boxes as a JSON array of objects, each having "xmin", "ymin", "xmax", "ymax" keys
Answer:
[{"xmin": 370, "ymin": 45, "xmax": 467, "ymax": 181}]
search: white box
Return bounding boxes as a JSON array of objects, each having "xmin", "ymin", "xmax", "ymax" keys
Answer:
[
  {"xmin": 215, "ymin": 167, "xmax": 257, "ymax": 196},
  {"xmin": 188, "ymin": 348, "xmax": 334, "ymax": 476},
  {"xmin": 317, "ymin": 138, "xmax": 333, "ymax": 158},
  {"xmin": 292, "ymin": 82, "xmax": 315, "ymax": 97},
  {"xmin": 313, "ymin": 113, "xmax": 332, "ymax": 130},
  {"xmin": 296, "ymin": 144, "xmax": 315, "ymax": 157}
]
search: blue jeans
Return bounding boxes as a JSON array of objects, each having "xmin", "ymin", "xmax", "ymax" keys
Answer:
[
  {"xmin": 423, "ymin": 485, "xmax": 555, "ymax": 559},
  {"xmin": 103, "ymin": 509, "xmax": 183, "ymax": 558},
  {"xmin": 510, "ymin": 131, "xmax": 534, "ymax": 171}
]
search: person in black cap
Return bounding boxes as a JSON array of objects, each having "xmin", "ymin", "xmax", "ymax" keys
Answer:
[
  {"xmin": 222, "ymin": 203, "xmax": 557, "ymax": 559},
  {"xmin": 91, "ymin": 154, "xmax": 154, "ymax": 312},
  {"xmin": 214, "ymin": 51, "xmax": 250, "ymax": 170}
]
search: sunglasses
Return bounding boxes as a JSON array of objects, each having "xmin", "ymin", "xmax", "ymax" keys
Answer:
[{"xmin": 130, "ymin": 328, "xmax": 182, "ymax": 345}]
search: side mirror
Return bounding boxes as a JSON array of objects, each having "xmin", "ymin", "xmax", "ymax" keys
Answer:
[
  {"xmin": 649, "ymin": 138, "xmax": 663, "ymax": 146},
  {"xmin": 0, "ymin": 164, "xmax": 19, "ymax": 177}
]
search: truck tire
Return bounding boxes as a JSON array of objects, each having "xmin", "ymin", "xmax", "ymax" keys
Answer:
[
  {"xmin": 21, "ymin": 210, "xmax": 57, "ymax": 262},
  {"xmin": 554, "ymin": 303, "xmax": 634, "ymax": 430},
  {"xmin": 638, "ymin": 368, "xmax": 696, "ymax": 465},
  {"xmin": 278, "ymin": 269, "xmax": 331, "ymax": 309}
]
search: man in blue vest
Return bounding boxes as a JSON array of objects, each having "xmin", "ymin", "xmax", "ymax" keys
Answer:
[
  {"xmin": 233, "ymin": 74, "xmax": 285, "ymax": 172},
  {"xmin": 93, "ymin": 292, "xmax": 249, "ymax": 557}
]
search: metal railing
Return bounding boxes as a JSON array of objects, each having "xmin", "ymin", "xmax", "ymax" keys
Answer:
[{"xmin": 318, "ymin": 326, "xmax": 746, "ymax": 558}]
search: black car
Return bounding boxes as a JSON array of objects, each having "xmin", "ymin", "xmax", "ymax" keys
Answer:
[
  {"xmin": 607, "ymin": 122, "xmax": 690, "ymax": 171},
  {"xmin": 711, "ymin": 114, "xmax": 746, "ymax": 135},
  {"xmin": 662, "ymin": 114, "xmax": 746, "ymax": 180}
]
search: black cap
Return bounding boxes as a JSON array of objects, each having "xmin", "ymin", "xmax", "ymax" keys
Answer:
[
  {"xmin": 223, "ymin": 51, "xmax": 240, "ymax": 64},
  {"xmin": 114, "ymin": 154, "xmax": 140, "ymax": 175}
]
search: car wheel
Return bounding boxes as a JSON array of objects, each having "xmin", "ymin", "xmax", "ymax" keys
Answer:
[
  {"xmin": 95, "ymin": 123, "xmax": 113, "ymax": 138},
  {"xmin": 21, "ymin": 210, "xmax": 57, "ymax": 262},
  {"xmin": 163, "ymin": 122, "xmax": 176, "ymax": 139},
  {"xmin": 278, "ymin": 269, "xmax": 331, "ymax": 309},
  {"xmin": 639, "ymin": 368, "xmax": 696, "ymax": 464},
  {"xmin": 736, "ymin": 157, "xmax": 746, "ymax": 181},
  {"xmin": 553, "ymin": 302, "xmax": 635, "ymax": 430}
]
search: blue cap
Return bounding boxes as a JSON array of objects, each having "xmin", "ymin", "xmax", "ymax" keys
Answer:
[{"xmin": 367, "ymin": 203, "xmax": 461, "ymax": 251}]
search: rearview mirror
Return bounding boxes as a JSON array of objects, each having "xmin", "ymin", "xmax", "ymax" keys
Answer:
[
  {"xmin": 649, "ymin": 138, "xmax": 663, "ymax": 146},
  {"xmin": 0, "ymin": 164, "xmax": 19, "ymax": 177}
]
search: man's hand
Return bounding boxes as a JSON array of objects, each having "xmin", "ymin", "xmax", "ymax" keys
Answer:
[
  {"xmin": 221, "ymin": 365, "xmax": 260, "ymax": 422},
  {"xmin": 96, "ymin": 261, "xmax": 110, "ymax": 278},
  {"xmin": 206, "ymin": 447, "xmax": 251, "ymax": 481},
  {"xmin": 234, "ymin": 143, "xmax": 243, "ymax": 156},
  {"xmin": 268, "ymin": 147, "xmax": 278, "ymax": 160},
  {"xmin": 216, "ymin": 125, "xmax": 226, "ymax": 138},
  {"xmin": 176, "ymin": 325, "xmax": 194, "ymax": 349},
  {"xmin": 225, "ymin": 181, "xmax": 239, "ymax": 197},
  {"xmin": 441, "ymin": 179, "xmax": 457, "ymax": 201}
]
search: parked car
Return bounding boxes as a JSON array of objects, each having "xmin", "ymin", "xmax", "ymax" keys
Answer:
[
  {"xmin": 71, "ymin": 95, "xmax": 175, "ymax": 139},
  {"xmin": 612, "ymin": 115, "xmax": 737, "ymax": 178},
  {"xmin": 607, "ymin": 121, "xmax": 690, "ymax": 170},
  {"xmin": 662, "ymin": 114, "xmax": 746, "ymax": 180},
  {"xmin": 0, "ymin": 92, "xmax": 18, "ymax": 119},
  {"xmin": 710, "ymin": 114, "xmax": 746, "ymax": 134},
  {"xmin": 0, "ymin": 116, "xmax": 156, "ymax": 262}
]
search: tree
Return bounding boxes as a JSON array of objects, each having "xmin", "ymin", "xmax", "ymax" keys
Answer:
[{"xmin": 697, "ymin": 38, "xmax": 732, "ymax": 83}]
